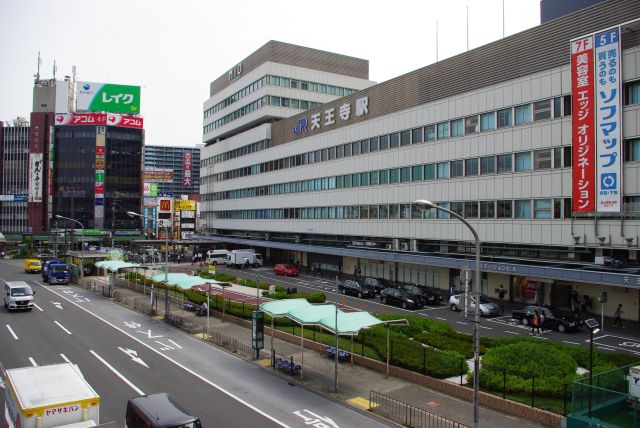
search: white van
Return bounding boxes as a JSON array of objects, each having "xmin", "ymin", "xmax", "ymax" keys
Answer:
[
  {"xmin": 4, "ymin": 281, "xmax": 35, "ymax": 311},
  {"xmin": 207, "ymin": 249, "xmax": 230, "ymax": 265}
]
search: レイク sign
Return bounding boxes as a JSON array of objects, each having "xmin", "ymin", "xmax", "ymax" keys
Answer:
[
  {"xmin": 76, "ymin": 81, "xmax": 141, "ymax": 114},
  {"xmin": 293, "ymin": 96, "xmax": 369, "ymax": 136},
  {"xmin": 571, "ymin": 36, "xmax": 596, "ymax": 213}
]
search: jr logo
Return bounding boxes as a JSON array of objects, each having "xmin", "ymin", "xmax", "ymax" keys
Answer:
[{"xmin": 294, "ymin": 117, "xmax": 308, "ymax": 135}]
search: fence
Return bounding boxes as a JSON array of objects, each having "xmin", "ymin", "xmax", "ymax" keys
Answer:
[
  {"xmin": 203, "ymin": 326, "xmax": 254, "ymax": 357},
  {"xmin": 369, "ymin": 390, "xmax": 469, "ymax": 428}
]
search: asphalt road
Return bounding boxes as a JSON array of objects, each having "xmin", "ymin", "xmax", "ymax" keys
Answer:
[
  {"xmin": 228, "ymin": 265, "xmax": 640, "ymax": 358},
  {"xmin": 1, "ymin": 259, "xmax": 392, "ymax": 428}
]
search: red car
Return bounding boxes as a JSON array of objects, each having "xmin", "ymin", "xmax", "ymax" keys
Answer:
[{"xmin": 273, "ymin": 264, "xmax": 299, "ymax": 277}]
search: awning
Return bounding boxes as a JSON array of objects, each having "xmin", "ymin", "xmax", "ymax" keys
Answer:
[
  {"xmin": 95, "ymin": 261, "xmax": 142, "ymax": 273},
  {"xmin": 260, "ymin": 299, "xmax": 312, "ymax": 317},
  {"xmin": 288, "ymin": 304, "xmax": 340, "ymax": 326},
  {"xmin": 151, "ymin": 273, "xmax": 223, "ymax": 289},
  {"xmin": 319, "ymin": 311, "xmax": 385, "ymax": 335}
]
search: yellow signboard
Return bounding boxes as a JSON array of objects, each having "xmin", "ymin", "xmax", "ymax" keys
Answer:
[{"xmin": 175, "ymin": 200, "xmax": 196, "ymax": 211}]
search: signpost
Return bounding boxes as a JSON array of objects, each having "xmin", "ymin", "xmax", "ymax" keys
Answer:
[{"xmin": 252, "ymin": 310, "xmax": 264, "ymax": 360}]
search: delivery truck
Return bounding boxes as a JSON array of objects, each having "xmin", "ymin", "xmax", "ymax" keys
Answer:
[
  {"xmin": 3, "ymin": 363, "xmax": 100, "ymax": 428},
  {"xmin": 225, "ymin": 250, "xmax": 263, "ymax": 268}
]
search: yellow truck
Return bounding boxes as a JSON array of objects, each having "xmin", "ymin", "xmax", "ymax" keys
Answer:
[{"xmin": 24, "ymin": 259, "xmax": 42, "ymax": 274}]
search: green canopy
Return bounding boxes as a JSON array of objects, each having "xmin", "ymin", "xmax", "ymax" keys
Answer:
[
  {"xmin": 260, "ymin": 299, "xmax": 312, "ymax": 317},
  {"xmin": 319, "ymin": 311, "xmax": 384, "ymax": 335},
  {"xmin": 95, "ymin": 261, "xmax": 142, "ymax": 273},
  {"xmin": 288, "ymin": 304, "xmax": 340, "ymax": 326},
  {"xmin": 151, "ymin": 273, "xmax": 222, "ymax": 289}
]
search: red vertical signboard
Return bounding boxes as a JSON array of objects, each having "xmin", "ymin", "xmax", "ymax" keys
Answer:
[{"xmin": 571, "ymin": 36, "xmax": 596, "ymax": 213}]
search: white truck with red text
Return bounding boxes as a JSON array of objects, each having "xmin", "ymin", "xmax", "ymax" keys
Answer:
[{"xmin": 3, "ymin": 363, "xmax": 100, "ymax": 428}]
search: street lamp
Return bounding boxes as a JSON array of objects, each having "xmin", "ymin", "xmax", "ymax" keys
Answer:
[
  {"xmin": 128, "ymin": 211, "xmax": 170, "ymax": 315},
  {"xmin": 55, "ymin": 215, "xmax": 85, "ymax": 278},
  {"xmin": 585, "ymin": 318, "xmax": 600, "ymax": 418},
  {"xmin": 414, "ymin": 199, "xmax": 481, "ymax": 428}
]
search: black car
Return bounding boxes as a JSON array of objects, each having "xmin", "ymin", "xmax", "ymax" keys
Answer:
[
  {"xmin": 362, "ymin": 277, "xmax": 392, "ymax": 294},
  {"xmin": 401, "ymin": 285, "xmax": 443, "ymax": 305},
  {"xmin": 338, "ymin": 280, "xmax": 376, "ymax": 298},
  {"xmin": 380, "ymin": 287, "xmax": 424, "ymax": 309},
  {"xmin": 511, "ymin": 305, "xmax": 582, "ymax": 333}
]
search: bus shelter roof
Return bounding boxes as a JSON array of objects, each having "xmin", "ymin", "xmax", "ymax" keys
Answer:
[{"xmin": 94, "ymin": 261, "xmax": 142, "ymax": 273}]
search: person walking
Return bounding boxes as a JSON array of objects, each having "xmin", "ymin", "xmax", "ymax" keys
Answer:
[
  {"xmin": 498, "ymin": 285, "xmax": 507, "ymax": 315},
  {"xmin": 531, "ymin": 310, "xmax": 541, "ymax": 335},
  {"xmin": 613, "ymin": 304, "xmax": 625, "ymax": 328}
]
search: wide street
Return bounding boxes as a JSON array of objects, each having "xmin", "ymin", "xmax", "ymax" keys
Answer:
[
  {"xmin": 226, "ymin": 264, "xmax": 640, "ymax": 358},
  {"xmin": 0, "ymin": 259, "xmax": 392, "ymax": 428}
]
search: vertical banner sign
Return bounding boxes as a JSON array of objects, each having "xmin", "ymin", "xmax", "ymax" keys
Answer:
[
  {"xmin": 571, "ymin": 36, "xmax": 596, "ymax": 213},
  {"xmin": 28, "ymin": 153, "xmax": 44, "ymax": 203},
  {"xmin": 48, "ymin": 126, "xmax": 55, "ymax": 221},
  {"xmin": 183, "ymin": 151, "xmax": 193, "ymax": 188},
  {"xmin": 594, "ymin": 28, "xmax": 622, "ymax": 212},
  {"xmin": 95, "ymin": 127, "xmax": 106, "ymax": 228}
]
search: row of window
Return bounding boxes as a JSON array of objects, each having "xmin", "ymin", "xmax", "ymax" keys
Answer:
[
  {"xmin": 205, "ymin": 146, "xmax": 573, "ymax": 202},
  {"xmin": 204, "ymin": 75, "xmax": 357, "ymax": 118},
  {"xmin": 214, "ymin": 195, "xmax": 640, "ymax": 220},
  {"xmin": 201, "ymin": 139, "xmax": 271, "ymax": 167}
]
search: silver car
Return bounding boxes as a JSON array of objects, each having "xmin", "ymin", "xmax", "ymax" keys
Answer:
[
  {"xmin": 4, "ymin": 281, "xmax": 35, "ymax": 311},
  {"xmin": 448, "ymin": 293, "xmax": 500, "ymax": 317}
]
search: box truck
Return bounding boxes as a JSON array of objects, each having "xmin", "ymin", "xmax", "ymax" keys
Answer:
[{"xmin": 225, "ymin": 250, "xmax": 263, "ymax": 268}]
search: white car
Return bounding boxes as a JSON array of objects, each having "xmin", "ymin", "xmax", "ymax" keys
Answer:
[
  {"xmin": 448, "ymin": 293, "xmax": 500, "ymax": 317},
  {"xmin": 4, "ymin": 281, "xmax": 35, "ymax": 311}
]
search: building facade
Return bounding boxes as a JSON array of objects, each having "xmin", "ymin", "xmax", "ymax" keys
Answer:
[
  {"xmin": 0, "ymin": 118, "xmax": 30, "ymax": 235},
  {"xmin": 144, "ymin": 144, "xmax": 202, "ymax": 196}
]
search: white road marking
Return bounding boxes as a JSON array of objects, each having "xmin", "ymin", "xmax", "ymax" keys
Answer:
[
  {"xmin": 505, "ymin": 331, "xmax": 519, "ymax": 335},
  {"xmin": 39, "ymin": 281, "xmax": 292, "ymax": 428},
  {"xmin": 51, "ymin": 301, "xmax": 63, "ymax": 310},
  {"xmin": 33, "ymin": 303, "xmax": 44, "ymax": 312},
  {"xmin": 563, "ymin": 341, "xmax": 580, "ymax": 346},
  {"xmin": 168, "ymin": 339, "xmax": 182, "ymax": 349},
  {"xmin": 54, "ymin": 320, "xmax": 72, "ymax": 335},
  {"xmin": 456, "ymin": 321, "xmax": 467, "ymax": 326},
  {"xmin": 478, "ymin": 325, "xmax": 493, "ymax": 330},
  {"xmin": 6, "ymin": 325, "xmax": 18, "ymax": 340},
  {"xmin": 90, "ymin": 350, "xmax": 145, "ymax": 395},
  {"xmin": 597, "ymin": 346, "xmax": 616, "ymax": 351},
  {"xmin": 28, "ymin": 357, "xmax": 37, "ymax": 366},
  {"xmin": 435, "ymin": 317, "xmax": 446, "ymax": 321},
  {"xmin": 60, "ymin": 353, "xmax": 71, "ymax": 363},
  {"xmin": 118, "ymin": 347, "xmax": 150, "ymax": 368}
]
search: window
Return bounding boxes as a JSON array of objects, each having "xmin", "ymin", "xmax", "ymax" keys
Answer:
[
  {"xmin": 379, "ymin": 135, "xmax": 389, "ymax": 150},
  {"xmin": 411, "ymin": 204, "xmax": 423, "ymax": 219},
  {"xmin": 480, "ymin": 201, "xmax": 495, "ymax": 218},
  {"xmin": 389, "ymin": 204, "xmax": 400, "ymax": 219},
  {"xmin": 351, "ymin": 173, "xmax": 360, "ymax": 187},
  {"xmin": 465, "ymin": 116, "xmax": 479, "ymax": 134},
  {"xmin": 437, "ymin": 162, "xmax": 449, "ymax": 179},
  {"xmin": 480, "ymin": 112, "xmax": 495, "ymax": 131},
  {"xmin": 335, "ymin": 176, "xmax": 343, "ymax": 188},
  {"xmin": 412, "ymin": 128, "xmax": 423, "ymax": 143},
  {"xmin": 352, "ymin": 141, "xmax": 360, "ymax": 155},
  {"xmin": 379, "ymin": 169, "xmax": 388, "ymax": 184},
  {"xmin": 515, "ymin": 104, "xmax": 532, "ymax": 125},
  {"xmin": 553, "ymin": 147, "xmax": 563, "ymax": 169},
  {"xmin": 624, "ymin": 195, "xmax": 640, "ymax": 213},
  {"xmin": 480, "ymin": 156, "xmax": 496, "ymax": 174},
  {"xmin": 554, "ymin": 199, "xmax": 562, "ymax": 219},
  {"xmin": 553, "ymin": 97, "xmax": 562, "ymax": 118},
  {"xmin": 533, "ymin": 99, "xmax": 552, "ymax": 121},
  {"xmin": 497, "ymin": 154, "xmax": 512, "ymax": 173},
  {"xmin": 437, "ymin": 202, "xmax": 450, "ymax": 219},
  {"xmin": 564, "ymin": 146, "xmax": 572, "ymax": 167},
  {"xmin": 437, "ymin": 122, "xmax": 449, "ymax": 139},
  {"xmin": 379, "ymin": 204, "xmax": 389, "ymax": 219},
  {"xmin": 534, "ymin": 149, "xmax": 552, "ymax": 170},
  {"xmin": 563, "ymin": 95, "xmax": 572, "ymax": 116},
  {"xmin": 370, "ymin": 137, "xmax": 379, "ymax": 152},
  {"xmin": 359, "ymin": 206, "xmax": 369, "ymax": 219},
  {"xmin": 370, "ymin": 170, "xmax": 379, "ymax": 185},
  {"xmin": 400, "ymin": 204, "xmax": 411, "ymax": 219},
  {"xmin": 515, "ymin": 152, "xmax": 532, "ymax": 172},
  {"xmin": 360, "ymin": 172, "xmax": 369, "ymax": 186},
  {"xmin": 563, "ymin": 198, "xmax": 572, "ymax": 218},
  {"xmin": 361, "ymin": 139, "xmax": 369, "ymax": 153},
  {"xmin": 370, "ymin": 205, "xmax": 378, "ymax": 219},
  {"xmin": 625, "ymin": 138, "xmax": 640, "ymax": 162},
  {"xmin": 401, "ymin": 130, "xmax": 411, "ymax": 146},
  {"xmin": 450, "ymin": 202, "xmax": 464, "ymax": 216},
  {"xmin": 336, "ymin": 145, "xmax": 344, "ymax": 158},
  {"xmin": 344, "ymin": 143, "xmax": 352, "ymax": 157},
  {"xmin": 465, "ymin": 158, "xmax": 479, "ymax": 176},
  {"xmin": 497, "ymin": 108, "xmax": 512, "ymax": 128},
  {"xmin": 270, "ymin": 96, "xmax": 281, "ymax": 106},
  {"xmin": 534, "ymin": 199, "xmax": 552, "ymax": 219},
  {"xmin": 625, "ymin": 80, "xmax": 640, "ymax": 105},
  {"xmin": 424, "ymin": 163, "xmax": 436, "ymax": 180},
  {"xmin": 450, "ymin": 160, "xmax": 464, "ymax": 178},
  {"xmin": 400, "ymin": 167, "xmax": 410, "ymax": 182},
  {"xmin": 343, "ymin": 174, "xmax": 351, "ymax": 188},
  {"xmin": 515, "ymin": 200, "xmax": 532, "ymax": 218},
  {"xmin": 411, "ymin": 165, "xmax": 423, "ymax": 181},
  {"xmin": 464, "ymin": 201, "xmax": 478, "ymax": 218},
  {"xmin": 450, "ymin": 119, "xmax": 464, "ymax": 137},
  {"xmin": 497, "ymin": 200, "xmax": 512, "ymax": 218},
  {"xmin": 425, "ymin": 125, "xmax": 436, "ymax": 141},
  {"xmin": 389, "ymin": 168, "xmax": 400, "ymax": 183},
  {"xmin": 389, "ymin": 133, "xmax": 400, "ymax": 148}
]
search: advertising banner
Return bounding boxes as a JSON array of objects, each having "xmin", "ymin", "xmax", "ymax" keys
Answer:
[
  {"xmin": 107, "ymin": 113, "xmax": 144, "ymax": 129},
  {"xmin": 183, "ymin": 151, "xmax": 193, "ymax": 187},
  {"xmin": 571, "ymin": 35, "xmax": 596, "ymax": 213},
  {"xmin": 0, "ymin": 195, "xmax": 27, "ymax": 202},
  {"xmin": 143, "ymin": 183, "xmax": 159, "ymax": 197},
  {"xmin": 76, "ymin": 82, "xmax": 141, "ymax": 114},
  {"xmin": 144, "ymin": 169, "xmax": 174, "ymax": 183},
  {"xmin": 55, "ymin": 113, "xmax": 107, "ymax": 126},
  {"xmin": 594, "ymin": 27, "xmax": 622, "ymax": 212},
  {"xmin": 28, "ymin": 153, "xmax": 44, "ymax": 203},
  {"xmin": 175, "ymin": 200, "xmax": 196, "ymax": 211},
  {"xmin": 158, "ymin": 198, "xmax": 172, "ymax": 213}
]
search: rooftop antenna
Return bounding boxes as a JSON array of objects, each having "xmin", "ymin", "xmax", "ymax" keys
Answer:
[
  {"xmin": 436, "ymin": 20, "xmax": 439, "ymax": 62},
  {"xmin": 53, "ymin": 59, "xmax": 57, "ymax": 79},
  {"xmin": 502, "ymin": 0, "xmax": 505, "ymax": 38},
  {"xmin": 466, "ymin": 5, "xmax": 469, "ymax": 51},
  {"xmin": 34, "ymin": 51, "xmax": 42, "ymax": 82}
]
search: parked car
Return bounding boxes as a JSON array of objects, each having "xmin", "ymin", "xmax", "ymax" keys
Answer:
[
  {"xmin": 338, "ymin": 280, "xmax": 376, "ymax": 298},
  {"xmin": 400, "ymin": 284, "xmax": 443, "ymax": 305},
  {"xmin": 380, "ymin": 287, "xmax": 424, "ymax": 309},
  {"xmin": 273, "ymin": 263, "xmax": 299, "ymax": 277},
  {"xmin": 511, "ymin": 305, "xmax": 582, "ymax": 333},
  {"xmin": 24, "ymin": 259, "xmax": 42, "ymax": 274},
  {"xmin": 448, "ymin": 293, "xmax": 500, "ymax": 317},
  {"xmin": 362, "ymin": 277, "xmax": 391, "ymax": 294}
]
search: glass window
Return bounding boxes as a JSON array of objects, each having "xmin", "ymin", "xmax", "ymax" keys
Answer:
[
  {"xmin": 361, "ymin": 139, "xmax": 369, "ymax": 153},
  {"xmin": 344, "ymin": 143, "xmax": 352, "ymax": 157},
  {"xmin": 336, "ymin": 145, "xmax": 344, "ymax": 158},
  {"xmin": 497, "ymin": 200, "xmax": 512, "ymax": 218},
  {"xmin": 480, "ymin": 156, "xmax": 496, "ymax": 174},
  {"xmin": 370, "ymin": 170, "xmax": 379, "ymax": 185},
  {"xmin": 281, "ymin": 78, "xmax": 290, "ymax": 87},
  {"xmin": 554, "ymin": 199, "xmax": 562, "ymax": 219},
  {"xmin": 465, "ymin": 116, "xmax": 479, "ymax": 134},
  {"xmin": 352, "ymin": 141, "xmax": 361, "ymax": 155},
  {"xmin": 359, "ymin": 206, "xmax": 369, "ymax": 219},
  {"xmin": 534, "ymin": 199, "xmax": 552, "ymax": 219},
  {"xmin": 360, "ymin": 172, "xmax": 369, "ymax": 186},
  {"xmin": 401, "ymin": 130, "xmax": 411, "ymax": 146},
  {"xmin": 515, "ymin": 104, "xmax": 532, "ymax": 125},
  {"xmin": 412, "ymin": 128, "xmax": 423, "ymax": 144},
  {"xmin": 564, "ymin": 146, "xmax": 572, "ymax": 167},
  {"xmin": 370, "ymin": 205, "xmax": 379, "ymax": 219},
  {"xmin": 271, "ymin": 76, "xmax": 280, "ymax": 86},
  {"xmin": 411, "ymin": 165, "xmax": 423, "ymax": 181},
  {"xmin": 437, "ymin": 122, "xmax": 449, "ymax": 139},
  {"xmin": 437, "ymin": 202, "xmax": 450, "ymax": 219},
  {"xmin": 437, "ymin": 162, "xmax": 449, "ymax": 179},
  {"xmin": 625, "ymin": 80, "xmax": 640, "ymax": 105},
  {"xmin": 343, "ymin": 174, "xmax": 351, "ymax": 188},
  {"xmin": 534, "ymin": 149, "xmax": 552, "ymax": 170},
  {"xmin": 400, "ymin": 167, "xmax": 410, "ymax": 182},
  {"xmin": 424, "ymin": 163, "xmax": 436, "ymax": 180},
  {"xmin": 450, "ymin": 202, "xmax": 464, "ymax": 216},
  {"xmin": 497, "ymin": 154, "xmax": 512, "ymax": 173},
  {"xmin": 465, "ymin": 158, "xmax": 479, "ymax": 176},
  {"xmin": 515, "ymin": 152, "xmax": 532, "ymax": 172},
  {"xmin": 480, "ymin": 201, "xmax": 495, "ymax": 218},
  {"xmin": 389, "ymin": 168, "xmax": 400, "ymax": 183},
  {"xmin": 389, "ymin": 133, "xmax": 400, "ymax": 148},
  {"xmin": 379, "ymin": 204, "xmax": 389, "ymax": 219},
  {"xmin": 625, "ymin": 138, "xmax": 640, "ymax": 162},
  {"xmin": 370, "ymin": 137, "xmax": 379, "ymax": 152},
  {"xmin": 480, "ymin": 112, "xmax": 495, "ymax": 131},
  {"xmin": 425, "ymin": 125, "xmax": 436, "ymax": 141},
  {"xmin": 281, "ymin": 97, "xmax": 290, "ymax": 107},
  {"xmin": 336, "ymin": 176, "xmax": 343, "ymax": 188},
  {"xmin": 533, "ymin": 99, "xmax": 552, "ymax": 121},
  {"xmin": 400, "ymin": 204, "xmax": 411, "ymax": 219},
  {"xmin": 270, "ymin": 96, "xmax": 281, "ymax": 106},
  {"xmin": 515, "ymin": 200, "xmax": 532, "ymax": 218},
  {"xmin": 379, "ymin": 135, "xmax": 389, "ymax": 150},
  {"xmin": 564, "ymin": 197, "xmax": 572, "ymax": 218},
  {"xmin": 389, "ymin": 204, "xmax": 400, "ymax": 219},
  {"xmin": 351, "ymin": 173, "xmax": 360, "ymax": 187},
  {"xmin": 497, "ymin": 108, "xmax": 512, "ymax": 128},
  {"xmin": 290, "ymin": 99, "xmax": 299, "ymax": 109},
  {"xmin": 553, "ymin": 97, "xmax": 562, "ymax": 118},
  {"xmin": 450, "ymin": 119, "xmax": 464, "ymax": 137},
  {"xmin": 411, "ymin": 204, "xmax": 423, "ymax": 219},
  {"xmin": 450, "ymin": 160, "xmax": 464, "ymax": 177},
  {"xmin": 553, "ymin": 147, "xmax": 563, "ymax": 169},
  {"xmin": 464, "ymin": 202, "xmax": 478, "ymax": 218},
  {"xmin": 379, "ymin": 169, "xmax": 388, "ymax": 184}
]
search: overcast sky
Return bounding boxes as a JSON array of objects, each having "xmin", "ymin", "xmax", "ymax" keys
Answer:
[{"xmin": 1, "ymin": 0, "xmax": 540, "ymax": 147}]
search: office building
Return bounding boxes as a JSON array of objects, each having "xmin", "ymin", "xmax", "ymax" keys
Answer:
[
  {"xmin": 0, "ymin": 118, "xmax": 30, "ymax": 236},
  {"xmin": 144, "ymin": 144, "xmax": 202, "ymax": 197}
]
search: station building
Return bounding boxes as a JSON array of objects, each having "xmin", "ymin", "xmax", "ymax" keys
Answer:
[{"xmin": 199, "ymin": 0, "xmax": 640, "ymax": 320}]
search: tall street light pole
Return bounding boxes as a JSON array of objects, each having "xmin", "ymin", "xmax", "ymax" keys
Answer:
[
  {"xmin": 55, "ymin": 215, "xmax": 85, "ymax": 278},
  {"xmin": 414, "ymin": 199, "xmax": 481, "ymax": 428},
  {"xmin": 128, "ymin": 211, "xmax": 169, "ymax": 315}
]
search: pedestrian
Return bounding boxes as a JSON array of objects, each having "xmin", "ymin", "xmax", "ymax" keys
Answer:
[
  {"xmin": 498, "ymin": 285, "xmax": 507, "ymax": 314},
  {"xmin": 531, "ymin": 310, "xmax": 541, "ymax": 335},
  {"xmin": 449, "ymin": 285, "xmax": 455, "ymax": 299},
  {"xmin": 613, "ymin": 304, "xmax": 624, "ymax": 328},
  {"xmin": 539, "ymin": 310, "xmax": 546, "ymax": 333}
]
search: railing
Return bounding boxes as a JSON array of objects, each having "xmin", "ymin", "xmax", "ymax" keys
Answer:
[
  {"xmin": 204, "ymin": 326, "xmax": 254, "ymax": 357},
  {"xmin": 369, "ymin": 390, "xmax": 470, "ymax": 428}
]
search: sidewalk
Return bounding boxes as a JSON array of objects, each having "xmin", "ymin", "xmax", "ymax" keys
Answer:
[{"xmin": 85, "ymin": 272, "xmax": 551, "ymax": 428}]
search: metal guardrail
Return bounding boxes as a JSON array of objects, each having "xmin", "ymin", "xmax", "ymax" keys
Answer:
[
  {"xmin": 204, "ymin": 327, "xmax": 254, "ymax": 357},
  {"xmin": 369, "ymin": 390, "xmax": 470, "ymax": 428}
]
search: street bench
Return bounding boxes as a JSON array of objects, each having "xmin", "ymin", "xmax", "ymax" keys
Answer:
[
  {"xmin": 324, "ymin": 347, "xmax": 351, "ymax": 362},
  {"xmin": 275, "ymin": 357, "xmax": 300, "ymax": 376},
  {"xmin": 164, "ymin": 313, "xmax": 183, "ymax": 327}
]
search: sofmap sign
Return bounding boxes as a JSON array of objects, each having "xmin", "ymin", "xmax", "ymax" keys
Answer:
[
  {"xmin": 76, "ymin": 81, "xmax": 141, "ymax": 114},
  {"xmin": 293, "ymin": 96, "xmax": 369, "ymax": 136}
]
